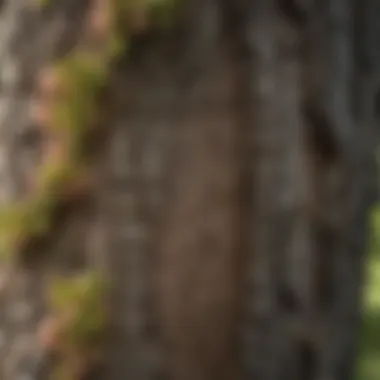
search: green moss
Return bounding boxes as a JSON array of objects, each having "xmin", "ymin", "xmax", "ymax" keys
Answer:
[
  {"xmin": 0, "ymin": 0, "xmax": 180, "ymax": 261},
  {"xmin": 49, "ymin": 273, "xmax": 108, "ymax": 342},
  {"xmin": 0, "ymin": 49, "xmax": 111, "ymax": 260},
  {"xmin": 37, "ymin": 160, "xmax": 74, "ymax": 190},
  {"xmin": 48, "ymin": 273, "xmax": 108, "ymax": 380},
  {"xmin": 0, "ymin": 0, "xmax": 177, "ymax": 375},
  {"xmin": 0, "ymin": 1, "xmax": 127, "ymax": 260},
  {"xmin": 149, "ymin": 0, "xmax": 178, "ymax": 27},
  {"xmin": 0, "ymin": 47, "xmax": 115, "ymax": 262},
  {"xmin": 25, "ymin": 197, "xmax": 55, "ymax": 235},
  {"xmin": 0, "ymin": 196, "xmax": 59, "ymax": 260},
  {"xmin": 0, "ymin": 204, "xmax": 28, "ymax": 259},
  {"xmin": 356, "ymin": 206, "xmax": 380, "ymax": 380},
  {"xmin": 50, "ymin": 274, "xmax": 108, "ymax": 369},
  {"xmin": 39, "ymin": 0, "xmax": 50, "ymax": 7},
  {"xmin": 50, "ymin": 54, "xmax": 106, "ymax": 128}
]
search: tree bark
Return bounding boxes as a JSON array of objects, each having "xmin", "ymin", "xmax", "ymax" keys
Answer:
[{"xmin": 0, "ymin": 1, "xmax": 378, "ymax": 380}]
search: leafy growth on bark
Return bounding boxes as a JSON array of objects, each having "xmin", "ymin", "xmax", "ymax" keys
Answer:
[
  {"xmin": 0, "ymin": 0, "xmax": 177, "ymax": 377},
  {"xmin": 40, "ymin": 273, "xmax": 108, "ymax": 380},
  {"xmin": 0, "ymin": 0, "xmax": 177, "ymax": 262},
  {"xmin": 0, "ymin": 1, "xmax": 122, "ymax": 260}
]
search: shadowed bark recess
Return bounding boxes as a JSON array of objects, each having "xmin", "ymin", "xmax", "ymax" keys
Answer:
[{"xmin": 0, "ymin": 1, "xmax": 379, "ymax": 380}]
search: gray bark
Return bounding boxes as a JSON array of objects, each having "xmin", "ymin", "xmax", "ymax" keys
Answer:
[{"xmin": 0, "ymin": 0, "xmax": 378, "ymax": 380}]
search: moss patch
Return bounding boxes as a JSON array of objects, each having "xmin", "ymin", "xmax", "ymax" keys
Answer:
[
  {"xmin": 1, "ymin": 0, "xmax": 178, "ymax": 377},
  {"xmin": 42, "ymin": 273, "xmax": 108, "ymax": 380},
  {"xmin": 356, "ymin": 205, "xmax": 380, "ymax": 380}
]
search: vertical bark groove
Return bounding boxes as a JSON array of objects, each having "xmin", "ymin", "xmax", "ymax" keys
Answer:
[{"xmin": 0, "ymin": 1, "xmax": 379, "ymax": 380}]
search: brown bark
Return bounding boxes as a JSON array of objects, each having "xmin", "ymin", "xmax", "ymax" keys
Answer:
[{"xmin": 0, "ymin": 1, "xmax": 378, "ymax": 380}]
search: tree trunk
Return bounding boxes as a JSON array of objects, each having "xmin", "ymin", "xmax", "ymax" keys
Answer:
[{"xmin": 0, "ymin": 1, "xmax": 378, "ymax": 380}]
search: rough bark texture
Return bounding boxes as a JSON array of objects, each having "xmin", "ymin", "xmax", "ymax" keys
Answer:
[{"xmin": 0, "ymin": 0, "xmax": 379, "ymax": 380}]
